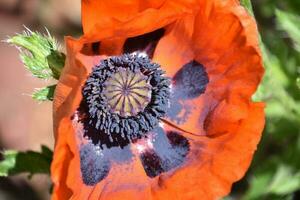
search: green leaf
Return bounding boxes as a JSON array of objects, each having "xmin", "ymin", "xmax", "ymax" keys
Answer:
[
  {"xmin": 0, "ymin": 150, "xmax": 18, "ymax": 176},
  {"xmin": 32, "ymin": 85, "xmax": 56, "ymax": 101},
  {"xmin": 297, "ymin": 77, "xmax": 300, "ymax": 89},
  {"xmin": 0, "ymin": 145, "xmax": 53, "ymax": 177},
  {"xmin": 276, "ymin": 9, "xmax": 300, "ymax": 52},
  {"xmin": 242, "ymin": 173, "xmax": 273, "ymax": 200},
  {"xmin": 267, "ymin": 165, "xmax": 300, "ymax": 195},
  {"xmin": 253, "ymin": 44, "xmax": 300, "ymax": 122},
  {"xmin": 6, "ymin": 28, "xmax": 65, "ymax": 79},
  {"xmin": 47, "ymin": 51, "xmax": 66, "ymax": 80}
]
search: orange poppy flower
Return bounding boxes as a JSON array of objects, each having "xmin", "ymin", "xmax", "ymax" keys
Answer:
[{"xmin": 51, "ymin": 0, "xmax": 264, "ymax": 199}]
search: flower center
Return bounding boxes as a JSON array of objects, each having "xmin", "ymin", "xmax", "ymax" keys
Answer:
[
  {"xmin": 81, "ymin": 54, "xmax": 170, "ymax": 148},
  {"xmin": 104, "ymin": 68, "xmax": 152, "ymax": 117}
]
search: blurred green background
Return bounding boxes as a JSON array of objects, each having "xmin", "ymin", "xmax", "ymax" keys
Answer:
[{"xmin": 0, "ymin": 0, "xmax": 300, "ymax": 199}]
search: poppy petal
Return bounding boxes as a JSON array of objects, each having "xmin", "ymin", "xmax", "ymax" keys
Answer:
[
  {"xmin": 52, "ymin": 0, "xmax": 265, "ymax": 199},
  {"xmin": 123, "ymin": 28, "xmax": 165, "ymax": 58},
  {"xmin": 52, "ymin": 38, "xmax": 89, "ymax": 200},
  {"xmin": 139, "ymin": 149, "xmax": 164, "ymax": 178},
  {"xmin": 153, "ymin": 129, "xmax": 190, "ymax": 173},
  {"xmin": 82, "ymin": 0, "xmax": 167, "ymax": 35},
  {"xmin": 79, "ymin": 143, "xmax": 111, "ymax": 186},
  {"xmin": 152, "ymin": 103, "xmax": 264, "ymax": 200},
  {"xmin": 52, "ymin": 39, "xmax": 152, "ymax": 200},
  {"xmin": 171, "ymin": 60, "xmax": 209, "ymax": 100},
  {"xmin": 137, "ymin": 126, "xmax": 190, "ymax": 178},
  {"xmin": 152, "ymin": 14, "xmax": 196, "ymax": 77},
  {"xmin": 81, "ymin": 0, "xmax": 198, "ymax": 42},
  {"xmin": 151, "ymin": 0, "xmax": 263, "ymax": 136}
]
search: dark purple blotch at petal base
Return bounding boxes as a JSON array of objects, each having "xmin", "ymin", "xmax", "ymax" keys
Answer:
[
  {"xmin": 80, "ymin": 143, "xmax": 111, "ymax": 186},
  {"xmin": 167, "ymin": 60, "xmax": 209, "ymax": 124},
  {"xmin": 139, "ymin": 128, "xmax": 190, "ymax": 178},
  {"xmin": 140, "ymin": 149, "xmax": 165, "ymax": 178},
  {"xmin": 152, "ymin": 128, "xmax": 190, "ymax": 172},
  {"xmin": 123, "ymin": 28, "xmax": 165, "ymax": 58},
  {"xmin": 173, "ymin": 60, "xmax": 209, "ymax": 99},
  {"xmin": 80, "ymin": 41, "xmax": 101, "ymax": 56},
  {"xmin": 80, "ymin": 143, "xmax": 133, "ymax": 185},
  {"xmin": 91, "ymin": 42, "xmax": 101, "ymax": 54}
]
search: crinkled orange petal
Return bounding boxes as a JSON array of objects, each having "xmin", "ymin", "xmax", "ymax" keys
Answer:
[
  {"xmin": 51, "ymin": 37, "xmax": 153, "ymax": 200},
  {"xmin": 52, "ymin": 37, "xmax": 87, "ymax": 200},
  {"xmin": 153, "ymin": 103, "xmax": 264, "ymax": 200},
  {"xmin": 153, "ymin": 0, "xmax": 264, "ymax": 136},
  {"xmin": 52, "ymin": 0, "xmax": 265, "ymax": 199},
  {"xmin": 81, "ymin": 0, "xmax": 199, "ymax": 42},
  {"xmin": 82, "ymin": 0, "xmax": 167, "ymax": 34},
  {"xmin": 152, "ymin": 14, "xmax": 195, "ymax": 77}
]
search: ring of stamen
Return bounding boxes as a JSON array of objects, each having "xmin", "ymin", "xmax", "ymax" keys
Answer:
[{"xmin": 81, "ymin": 54, "xmax": 170, "ymax": 148}]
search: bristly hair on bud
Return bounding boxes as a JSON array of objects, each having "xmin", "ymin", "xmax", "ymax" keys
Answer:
[
  {"xmin": 5, "ymin": 26, "xmax": 66, "ymax": 101},
  {"xmin": 32, "ymin": 85, "xmax": 57, "ymax": 101},
  {"xmin": 6, "ymin": 26, "xmax": 65, "ymax": 79}
]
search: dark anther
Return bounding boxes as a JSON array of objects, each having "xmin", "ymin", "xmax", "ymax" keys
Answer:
[
  {"xmin": 173, "ymin": 60, "xmax": 209, "ymax": 99},
  {"xmin": 123, "ymin": 28, "xmax": 165, "ymax": 58},
  {"xmin": 80, "ymin": 54, "xmax": 170, "ymax": 148},
  {"xmin": 77, "ymin": 101, "xmax": 132, "ymax": 148}
]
